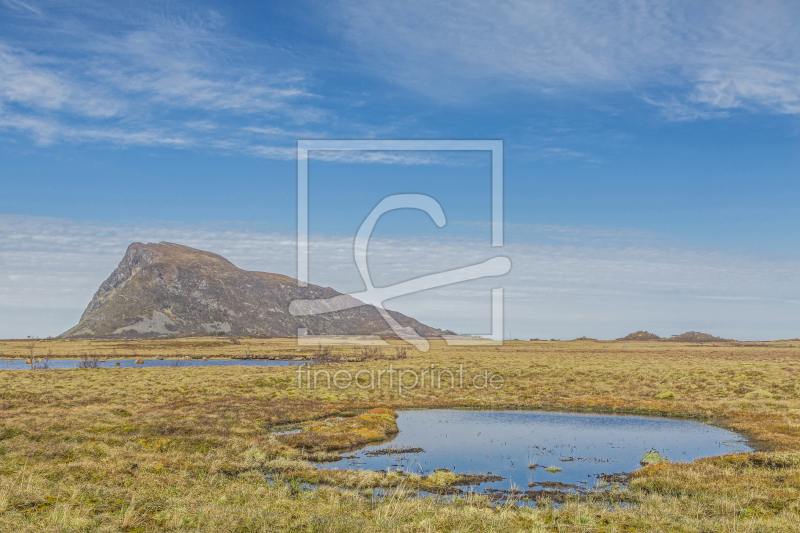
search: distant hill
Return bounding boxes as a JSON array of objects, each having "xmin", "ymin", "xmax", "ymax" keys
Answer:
[
  {"xmin": 617, "ymin": 331, "xmax": 662, "ymax": 341},
  {"xmin": 61, "ymin": 242, "xmax": 454, "ymax": 339},
  {"xmin": 669, "ymin": 331, "xmax": 728, "ymax": 342}
]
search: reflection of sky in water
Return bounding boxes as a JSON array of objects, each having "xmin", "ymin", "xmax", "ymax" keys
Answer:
[
  {"xmin": 319, "ymin": 410, "xmax": 751, "ymax": 493},
  {"xmin": 0, "ymin": 359, "xmax": 306, "ymax": 370}
]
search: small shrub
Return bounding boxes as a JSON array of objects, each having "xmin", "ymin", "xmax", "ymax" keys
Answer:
[
  {"xmin": 314, "ymin": 344, "xmax": 334, "ymax": 361},
  {"xmin": 353, "ymin": 346, "xmax": 383, "ymax": 359},
  {"xmin": 76, "ymin": 354, "xmax": 101, "ymax": 369}
]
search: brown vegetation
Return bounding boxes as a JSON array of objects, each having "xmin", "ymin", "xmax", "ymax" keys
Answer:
[
  {"xmin": 0, "ymin": 337, "xmax": 798, "ymax": 531},
  {"xmin": 277, "ymin": 408, "xmax": 400, "ymax": 451},
  {"xmin": 617, "ymin": 330, "xmax": 662, "ymax": 341}
]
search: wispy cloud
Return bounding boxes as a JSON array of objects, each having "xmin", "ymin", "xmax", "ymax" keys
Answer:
[
  {"xmin": 0, "ymin": 3, "xmax": 481, "ymax": 160},
  {"xmin": 691, "ymin": 66, "xmax": 800, "ymax": 115},
  {"xmin": 0, "ymin": 2, "xmax": 324, "ymax": 153},
  {"xmin": 2, "ymin": 0, "xmax": 41, "ymax": 16},
  {"xmin": 0, "ymin": 44, "xmax": 120, "ymax": 117},
  {"xmin": 640, "ymin": 96, "xmax": 729, "ymax": 122},
  {"xmin": 334, "ymin": 0, "xmax": 800, "ymax": 118},
  {"xmin": 533, "ymin": 147, "xmax": 599, "ymax": 162},
  {"xmin": 2, "ymin": 214, "xmax": 798, "ymax": 340},
  {"xmin": 3, "ymin": 0, "xmax": 795, "ymax": 159}
]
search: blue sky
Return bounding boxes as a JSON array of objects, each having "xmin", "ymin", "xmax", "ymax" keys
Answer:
[{"xmin": 1, "ymin": 0, "xmax": 799, "ymax": 340}]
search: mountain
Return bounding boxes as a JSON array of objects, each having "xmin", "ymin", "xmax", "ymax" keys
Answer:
[
  {"xmin": 669, "ymin": 331, "xmax": 728, "ymax": 342},
  {"xmin": 61, "ymin": 242, "xmax": 454, "ymax": 339},
  {"xmin": 617, "ymin": 331, "xmax": 662, "ymax": 341}
]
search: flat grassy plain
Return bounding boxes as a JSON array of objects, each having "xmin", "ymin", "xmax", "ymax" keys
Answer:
[{"xmin": 0, "ymin": 337, "xmax": 799, "ymax": 532}]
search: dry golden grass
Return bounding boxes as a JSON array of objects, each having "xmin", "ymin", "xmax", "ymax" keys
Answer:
[
  {"xmin": 0, "ymin": 337, "xmax": 327, "ymax": 361},
  {"xmin": 278, "ymin": 408, "xmax": 399, "ymax": 451},
  {"xmin": 0, "ymin": 337, "xmax": 798, "ymax": 531}
]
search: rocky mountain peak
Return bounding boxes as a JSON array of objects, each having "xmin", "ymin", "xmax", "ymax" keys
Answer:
[{"xmin": 62, "ymin": 242, "xmax": 452, "ymax": 339}]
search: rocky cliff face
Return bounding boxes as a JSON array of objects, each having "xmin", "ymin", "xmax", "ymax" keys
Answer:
[{"xmin": 61, "ymin": 242, "xmax": 453, "ymax": 339}]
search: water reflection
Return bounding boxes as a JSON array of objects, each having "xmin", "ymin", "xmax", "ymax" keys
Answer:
[{"xmin": 317, "ymin": 409, "xmax": 751, "ymax": 494}]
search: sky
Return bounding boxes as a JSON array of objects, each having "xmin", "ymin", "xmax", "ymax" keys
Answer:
[{"xmin": 1, "ymin": 0, "xmax": 799, "ymax": 340}]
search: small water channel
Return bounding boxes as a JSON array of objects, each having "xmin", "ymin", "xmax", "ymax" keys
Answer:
[
  {"xmin": 317, "ymin": 409, "xmax": 751, "ymax": 495},
  {"xmin": 0, "ymin": 359, "xmax": 308, "ymax": 370}
]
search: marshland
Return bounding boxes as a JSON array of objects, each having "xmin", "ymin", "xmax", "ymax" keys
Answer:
[{"xmin": 1, "ymin": 337, "xmax": 799, "ymax": 532}]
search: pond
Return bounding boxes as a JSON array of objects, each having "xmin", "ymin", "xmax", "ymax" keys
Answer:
[
  {"xmin": 317, "ymin": 409, "xmax": 751, "ymax": 496},
  {"xmin": 0, "ymin": 359, "xmax": 309, "ymax": 370}
]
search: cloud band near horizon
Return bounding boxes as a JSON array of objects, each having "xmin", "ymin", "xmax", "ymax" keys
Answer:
[{"xmin": 1, "ymin": 214, "xmax": 797, "ymax": 341}]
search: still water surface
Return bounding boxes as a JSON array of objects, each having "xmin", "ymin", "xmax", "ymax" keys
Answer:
[{"xmin": 318, "ymin": 409, "xmax": 751, "ymax": 493}]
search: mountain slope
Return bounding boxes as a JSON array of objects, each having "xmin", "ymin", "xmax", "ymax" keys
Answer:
[{"xmin": 61, "ymin": 242, "xmax": 453, "ymax": 339}]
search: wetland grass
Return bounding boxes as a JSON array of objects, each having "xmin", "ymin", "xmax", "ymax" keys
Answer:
[{"xmin": 0, "ymin": 337, "xmax": 798, "ymax": 531}]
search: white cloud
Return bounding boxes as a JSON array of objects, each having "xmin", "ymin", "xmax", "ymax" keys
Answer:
[
  {"xmin": 0, "ymin": 3, "xmax": 323, "ymax": 153},
  {"xmin": 0, "ymin": 111, "xmax": 194, "ymax": 146},
  {"xmin": 691, "ymin": 67, "xmax": 800, "ymax": 115},
  {"xmin": 640, "ymin": 96, "xmax": 729, "ymax": 122},
  {"xmin": 1, "ymin": 214, "xmax": 798, "ymax": 340},
  {"xmin": 87, "ymin": 28, "xmax": 313, "ymax": 114},
  {"xmin": 0, "ymin": 4, "xmax": 473, "ymax": 159},
  {"xmin": 2, "ymin": 0, "xmax": 793, "ymax": 158},
  {"xmin": 334, "ymin": 0, "xmax": 800, "ymax": 117},
  {"xmin": 2, "ymin": 0, "xmax": 41, "ymax": 16},
  {"xmin": 0, "ymin": 45, "xmax": 121, "ymax": 118}
]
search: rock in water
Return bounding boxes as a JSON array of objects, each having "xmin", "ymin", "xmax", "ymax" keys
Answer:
[
  {"xmin": 640, "ymin": 450, "xmax": 671, "ymax": 466},
  {"xmin": 60, "ymin": 242, "xmax": 454, "ymax": 339},
  {"xmin": 134, "ymin": 358, "xmax": 144, "ymax": 364}
]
